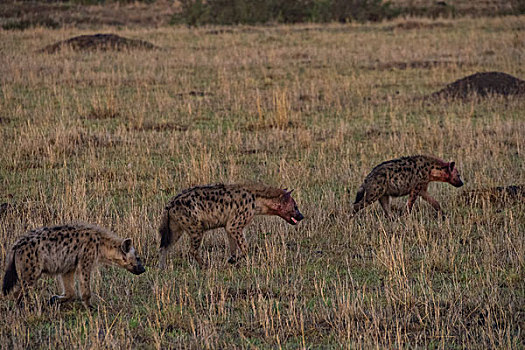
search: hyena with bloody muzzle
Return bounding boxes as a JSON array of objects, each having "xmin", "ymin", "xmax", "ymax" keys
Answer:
[
  {"xmin": 352, "ymin": 155, "xmax": 464, "ymax": 217},
  {"xmin": 2, "ymin": 223, "xmax": 145, "ymax": 308},
  {"xmin": 158, "ymin": 183, "xmax": 304, "ymax": 269}
]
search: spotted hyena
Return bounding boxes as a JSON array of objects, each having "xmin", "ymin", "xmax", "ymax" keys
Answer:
[
  {"xmin": 158, "ymin": 183, "xmax": 304, "ymax": 268},
  {"xmin": 352, "ymin": 155, "xmax": 464, "ymax": 217},
  {"xmin": 2, "ymin": 223, "xmax": 145, "ymax": 308}
]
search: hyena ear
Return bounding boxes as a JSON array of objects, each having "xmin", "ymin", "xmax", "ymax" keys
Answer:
[
  {"xmin": 449, "ymin": 162, "xmax": 455, "ymax": 171},
  {"xmin": 121, "ymin": 239, "xmax": 132, "ymax": 254},
  {"xmin": 281, "ymin": 189, "xmax": 294, "ymax": 201}
]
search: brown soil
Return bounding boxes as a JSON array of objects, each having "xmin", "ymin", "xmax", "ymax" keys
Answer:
[
  {"xmin": 84, "ymin": 107, "xmax": 120, "ymax": 120},
  {"xmin": 39, "ymin": 34, "xmax": 158, "ymax": 53},
  {"xmin": 388, "ymin": 20, "xmax": 452, "ymax": 30},
  {"xmin": 368, "ymin": 60, "xmax": 465, "ymax": 71},
  {"xmin": 430, "ymin": 72, "xmax": 525, "ymax": 99},
  {"xmin": 130, "ymin": 121, "xmax": 189, "ymax": 132}
]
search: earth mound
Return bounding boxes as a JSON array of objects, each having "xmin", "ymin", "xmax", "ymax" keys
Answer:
[
  {"xmin": 40, "ymin": 33, "xmax": 158, "ymax": 53},
  {"xmin": 430, "ymin": 72, "xmax": 525, "ymax": 99}
]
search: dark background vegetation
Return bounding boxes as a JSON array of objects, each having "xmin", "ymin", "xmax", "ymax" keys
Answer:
[
  {"xmin": 1, "ymin": 0, "xmax": 525, "ymax": 30},
  {"xmin": 173, "ymin": 0, "xmax": 400, "ymax": 26}
]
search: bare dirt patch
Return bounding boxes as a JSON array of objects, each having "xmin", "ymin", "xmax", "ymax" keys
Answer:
[
  {"xmin": 430, "ymin": 72, "xmax": 525, "ymax": 99},
  {"xmin": 83, "ymin": 107, "xmax": 120, "ymax": 120},
  {"xmin": 39, "ymin": 33, "xmax": 158, "ymax": 53},
  {"xmin": 367, "ymin": 60, "xmax": 465, "ymax": 71},
  {"xmin": 388, "ymin": 20, "xmax": 452, "ymax": 30},
  {"xmin": 130, "ymin": 121, "xmax": 189, "ymax": 132},
  {"xmin": 174, "ymin": 91, "xmax": 214, "ymax": 98},
  {"xmin": 204, "ymin": 28, "xmax": 236, "ymax": 35}
]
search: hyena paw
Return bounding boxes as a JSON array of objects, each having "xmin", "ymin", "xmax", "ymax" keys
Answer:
[
  {"xmin": 228, "ymin": 255, "xmax": 246, "ymax": 266},
  {"xmin": 16, "ymin": 299, "xmax": 26, "ymax": 309},
  {"xmin": 49, "ymin": 295, "xmax": 62, "ymax": 305},
  {"xmin": 228, "ymin": 255, "xmax": 245, "ymax": 265},
  {"xmin": 49, "ymin": 295, "xmax": 72, "ymax": 305},
  {"xmin": 81, "ymin": 300, "xmax": 95, "ymax": 310},
  {"xmin": 432, "ymin": 209, "xmax": 446, "ymax": 220}
]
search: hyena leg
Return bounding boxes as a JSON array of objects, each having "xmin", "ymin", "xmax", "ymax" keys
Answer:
[
  {"xmin": 14, "ymin": 279, "xmax": 38, "ymax": 307},
  {"xmin": 226, "ymin": 231, "xmax": 239, "ymax": 260},
  {"xmin": 225, "ymin": 227, "xmax": 248, "ymax": 264},
  {"xmin": 50, "ymin": 270, "xmax": 76, "ymax": 304},
  {"xmin": 407, "ymin": 191, "xmax": 420, "ymax": 212},
  {"xmin": 77, "ymin": 262, "xmax": 94, "ymax": 308},
  {"xmin": 15, "ymin": 260, "xmax": 42, "ymax": 306},
  {"xmin": 159, "ymin": 228, "xmax": 183, "ymax": 270},
  {"xmin": 188, "ymin": 230, "xmax": 205, "ymax": 268},
  {"xmin": 420, "ymin": 190, "xmax": 442, "ymax": 212},
  {"xmin": 378, "ymin": 196, "xmax": 392, "ymax": 217},
  {"xmin": 352, "ymin": 188, "xmax": 381, "ymax": 216}
]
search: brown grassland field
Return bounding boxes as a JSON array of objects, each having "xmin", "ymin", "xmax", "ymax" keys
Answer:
[{"xmin": 0, "ymin": 12, "xmax": 524, "ymax": 349}]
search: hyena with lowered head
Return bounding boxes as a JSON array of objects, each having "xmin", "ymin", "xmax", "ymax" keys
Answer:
[
  {"xmin": 158, "ymin": 183, "xmax": 304, "ymax": 269},
  {"xmin": 2, "ymin": 223, "xmax": 145, "ymax": 308},
  {"xmin": 352, "ymin": 155, "xmax": 464, "ymax": 217}
]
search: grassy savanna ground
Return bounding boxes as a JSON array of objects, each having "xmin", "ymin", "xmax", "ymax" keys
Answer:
[{"xmin": 1, "ymin": 15, "xmax": 524, "ymax": 348}]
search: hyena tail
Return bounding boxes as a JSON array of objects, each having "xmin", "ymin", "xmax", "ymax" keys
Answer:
[
  {"xmin": 159, "ymin": 209, "xmax": 173, "ymax": 248},
  {"xmin": 354, "ymin": 187, "xmax": 365, "ymax": 205},
  {"xmin": 2, "ymin": 251, "xmax": 18, "ymax": 296}
]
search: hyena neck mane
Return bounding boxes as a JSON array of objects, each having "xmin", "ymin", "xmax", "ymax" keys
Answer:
[
  {"xmin": 420, "ymin": 156, "xmax": 452, "ymax": 182},
  {"xmin": 240, "ymin": 183, "xmax": 285, "ymax": 198},
  {"xmin": 423, "ymin": 155, "xmax": 448, "ymax": 167},
  {"xmin": 405, "ymin": 154, "xmax": 447, "ymax": 166},
  {"xmin": 97, "ymin": 230, "xmax": 125, "ymax": 263},
  {"xmin": 407, "ymin": 155, "xmax": 449, "ymax": 171},
  {"xmin": 239, "ymin": 183, "xmax": 287, "ymax": 216}
]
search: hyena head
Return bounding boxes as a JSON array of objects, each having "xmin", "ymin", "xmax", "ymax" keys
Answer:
[
  {"xmin": 447, "ymin": 162, "xmax": 464, "ymax": 187},
  {"xmin": 108, "ymin": 239, "xmax": 146, "ymax": 275},
  {"xmin": 431, "ymin": 161, "xmax": 464, "ymax": 188},
  {"xmin": 272, "ymin": 190, "xmax": 304, "ymax": 225}
]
